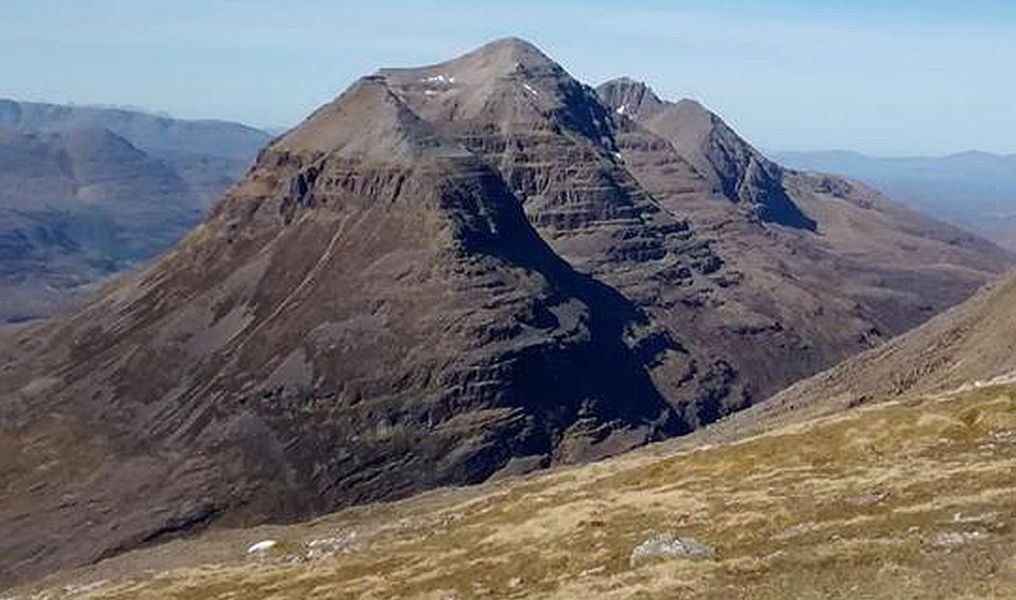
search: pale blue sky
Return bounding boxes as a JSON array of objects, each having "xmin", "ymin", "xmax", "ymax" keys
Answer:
[{"xmin": 1, "ymin": 0, "xmax": 1014, "ymax": 155}]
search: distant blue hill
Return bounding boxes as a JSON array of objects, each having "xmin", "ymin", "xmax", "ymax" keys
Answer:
[
  {"xmin": 0, "ymin": 99, "xmax": 271, "ymax": 321},
  {"xmin": 771, "ymin": 149, "xmax": 1016, "ymax": 250}
]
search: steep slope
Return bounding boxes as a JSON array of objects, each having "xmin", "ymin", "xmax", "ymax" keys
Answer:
[
  {"xmin": 379, "ymin": 38, "xmax": 764, "ymax": 421},
  {"xmin": 0, "ymin": 38, "xmax": 1011, "ymax": 587},
  {"xmin": 377, "ymin": 39, "xmax": 1008, "ymax": 424},
  {"xmin": 0, "ymin": 76, "xmax": 680, "ymax": 587},
  {"xmin": 599, "ymin": 76, "xmax": 1009, "ymax": 335},
  {"xmin": 599, "ymin": 77, "xmax": 814, "ymax": 229},
  {"xmin": 745, "ymin": 268, "xmax": 1016, "ymax": 430},
  {"xmin": 0, "ymin": 128, "xmax": 199, "ymax": 321},
  {"xmin": 15, "ymin": 376, "xmax": 1016, "ymax": 600}
]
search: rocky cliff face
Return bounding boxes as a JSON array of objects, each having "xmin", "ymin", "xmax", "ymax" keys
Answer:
[
  {"xmin": 0, "ymin": 38, "xmax": 1010, "ymax": 587},
  {"xmin": 598, "ymin": 77, "xmax": 815, "ymax": 230}
]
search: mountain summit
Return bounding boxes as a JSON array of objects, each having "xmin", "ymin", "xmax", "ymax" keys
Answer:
[
  {"xmin": 0, "ymin": 38, "xmax": 1009, "ymax": 586},
  {"xmin": 599, "ymin": 77, "xmax": 816, "ymax": 229},
  {"xmin": 597, "ymin": 76, "xmax": 665, "ymax": 119}
]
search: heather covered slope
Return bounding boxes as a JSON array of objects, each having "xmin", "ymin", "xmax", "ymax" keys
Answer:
[
  {"xmin": 13, "ymin": 376, "xmax": 1016, "ymax": 600},
  {"xmin": 743, "ymin": 267, "xmax": 1016, "ymax": 431},
  {"xmin": 0, "ymin": 38, "xmax": 1011, "ymax": 588}
]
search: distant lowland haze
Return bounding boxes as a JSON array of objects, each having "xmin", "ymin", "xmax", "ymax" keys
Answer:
[{"xmin": 774, "ymin": 150, "xmax": 1016, "ymax": 250}]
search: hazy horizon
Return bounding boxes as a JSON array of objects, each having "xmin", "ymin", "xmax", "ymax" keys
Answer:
[
  {"xmin": 2, "ymin": 0, "xmax": 1015, "ymax": 155},
  {"xmin": 5, "ymin": 92, "xmax": 1011, "ymax": 160}
]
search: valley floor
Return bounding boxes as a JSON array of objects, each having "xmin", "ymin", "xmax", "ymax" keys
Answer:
[{"xmin": 8, "ymin": 382, "xmax": 1016, "ymax": 599}]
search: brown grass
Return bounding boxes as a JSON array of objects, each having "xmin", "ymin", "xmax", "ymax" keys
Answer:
[{"xmin": 9, "ymin": 383, "xmax": 1016, "ymax": 599}]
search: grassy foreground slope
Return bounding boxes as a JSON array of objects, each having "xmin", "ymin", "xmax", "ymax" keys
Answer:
[{"xmin": 9, "ymin": 379, "xmax": 1016, "ymax": 599}]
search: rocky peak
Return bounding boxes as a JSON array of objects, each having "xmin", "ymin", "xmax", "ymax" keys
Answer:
[
  {"xmin": 462, "ymin": 36, "xmax": 560, "ymax": 72},
  {"xmin": 377, "ymin": 37, "xmax": 563, "ymax": 101},
  {"xmin": 598, "ymin": 82, "xmax": 816, "ymax": 230},
  {"xmin": 597, "ymin": 77, "xmax": 665, "ymax": 119},
  {"xmin": 378, "ymin": 38, "xmax": 615, "ymax": 146},
  {"xmin": 271, "ymin": 76, "xmax": 465, "ymax": 162}
]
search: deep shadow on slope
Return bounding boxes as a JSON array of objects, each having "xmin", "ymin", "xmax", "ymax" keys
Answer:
[{"xmin": 0, "ymin": 81, "xmax": 684, "ymax": 588}]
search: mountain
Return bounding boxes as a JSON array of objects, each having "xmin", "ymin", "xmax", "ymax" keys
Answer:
[
  {"xmin": 0, "ymin": 128, "xmax": 200, "ymax": 321},
  {"xmin": 0, "ymin": 38, "xmax": 1010, "ymax": 586},
  {"xmin": 378, "ymin": 45, "xmax": 1008, "ymax": 419},
  {"xmin": 597, "ymin": 76, "xmax": 1011, "ymax": 339},
  {"xmin": 0, "ymin": 99, "xmax": 266, "ymax": 157},
  {"xmin": 0, "ymin": 101, "xmax": 272, "ymax": 321},
  {"xmin": 772, "ymin": 149, "xmax": 1016, "ymax": 250}
]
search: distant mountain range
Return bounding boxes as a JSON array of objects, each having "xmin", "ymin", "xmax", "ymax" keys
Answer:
[
  {"xmin": 0, "ymin": 99, "xmax": 271, "ymax": 321},
  {"xmin": 0, "ymin": 99, "xmax": 269, "ymax": 164},
  {"xmin": 772, "ymin": 149, "xmax": 1016, "ymax": 250},
  {"xmin": 0, "ymin": 38, "xmax": 1010, "ymax": 587}
]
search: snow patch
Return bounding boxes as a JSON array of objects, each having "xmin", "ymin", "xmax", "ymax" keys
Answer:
[
  {"xmin": 422, "ymin": 74, "xmax": 455, "ymax": 84},
  {"xmin": 247, "ymin": 539, "xmax": 279, "ymax": 554},
  {"xmin": 616, "ymin": 104, "xmax": 628, "ymax": 115},
  {"xmin": 522, "ymin": 83, "xmax": 540, "ymax": 97}
]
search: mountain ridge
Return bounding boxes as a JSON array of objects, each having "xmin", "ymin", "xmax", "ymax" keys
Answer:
[
  {"xmin": 0, "ymin": 127, "xmax": 201, "ymax": 321},
  {"xmin": 0, "ymin": 97, "xmax": 270, "ymax": 160},
  {"xmin": 598, "ymin": 76, "xmax": 816, "ymax": 230}
]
